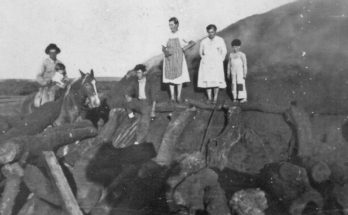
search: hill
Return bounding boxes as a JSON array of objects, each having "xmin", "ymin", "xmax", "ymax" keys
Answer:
[{"xmin": 111, "ymin": 0, "xmax": 348, "ymax": 115}]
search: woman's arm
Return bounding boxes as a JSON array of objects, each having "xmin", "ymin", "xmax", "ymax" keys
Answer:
[
  {"xmin": 36, "ymin": 62, "xmax": 47, "ymax": 86},
  {"xmin": 220, "ymin": 39, "xmax": 227, "ymax": 60},
  {"xmin": 227, "ymin": 54, "xmax": 232, "ymax": 79},
  {"xmin": 199, "ymin": 40, "xmax": 205, "ymax": 57}
]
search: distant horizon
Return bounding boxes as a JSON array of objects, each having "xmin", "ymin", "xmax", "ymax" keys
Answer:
[
  {"xmin": 0, "ymin": 76, "xmax": 122, "ymax": 82},
  {"xmin": 0, "ymin": 0, "xmax": 294, "ymax": 79}
]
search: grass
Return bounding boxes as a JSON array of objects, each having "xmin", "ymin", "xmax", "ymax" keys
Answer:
[{"xmin": 0, "ymin": 78, "xmax": 119, "ymax": 96}]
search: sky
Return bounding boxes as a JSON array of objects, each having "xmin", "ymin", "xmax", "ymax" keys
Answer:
[{"xmin": 0, "ymin": 0, "xmax": 294, "ymax": 79}]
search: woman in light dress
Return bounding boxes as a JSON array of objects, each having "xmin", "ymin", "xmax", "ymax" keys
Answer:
[
  {"xmin": 162, "ymin": 17, "xmax": 190, "ymax": 103},
  {"xmin": 227, "ymin": 39, "xmax": 248, "ymax": 103},
  {"xmin": 198, "ymin": 24, "xmax": 227, "ymax": 104},
  {"xmin": 35, "ymin": 43, "xmax": 66, "ymax": 106}
]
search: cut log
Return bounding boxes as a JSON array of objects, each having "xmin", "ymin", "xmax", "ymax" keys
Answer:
[
  {"xmin": 289, "ymin": 190, "xmax": 323, "ymax": 215},
  {"xmin": 0, "ymin": 98, "xmax": 63, "ymax": 143},
  {"xmin": 155, "ymin": 101, "xmax": 188, "ymax": 113},
  {"xmin": 185, "ymin": 98, "xmax": 287, "ymax": 114},
  {"xmin": 0, "ymin": 122, "xmax": 97, "ymax": 164},
  {"xmin": 229, "ymin": 188, "xmax": 268, "ymax": 215},
  {"xmin": 72, "ymin": 108, "xmax": 126, "ymax": 213},
  {"xmin": 207, "ymin": 106, "xmax": 242, "ymax": 170},
  {"xmin": 154, "ymin": 107, "xmax": 196, "ymax": 166},
  {"xmin": 310, "ymin": 161, "xmax": 331, "ymax": 183},
  {"xmin": 259, "ymin": 162, "xmax": 323, "ymax": 214},
  {"xmin": 112, "ymin": 117, "xmax": 139, "ymax": 148},
  {"xmin": 43, "ymin": 151, "xmax": 83, "ymax": 215},
  {"xmin": 23, "ymin": 164, "xmax": 61, "ymax": 206},
  {"xmin": 332, "ymin": 184, "xmax": 348, "ymax": 215},
  {"xmin": 0, "ymin": 162, "xmax": 24, "ymax": 215},
  {"xmin": 62, "ymin": 108, "xmax": 125, "ymax": 166},
  {"xmin": 0, "ymin": 116, "xmax": 11, "ymax": 134},
  {"xmin": 18, "ymin": 194, "xmax": 67, "ymax": 215},
  {"xmin": 166, "ymin": 153, "xmax": 230, "ymax": 214},
  {"xmin": 283, "ymin": 103, "xmax": 314, "ymax": 158}
]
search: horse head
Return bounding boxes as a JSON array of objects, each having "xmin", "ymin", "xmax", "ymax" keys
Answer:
[{"xmin": 78, "ymin": 69, "xmax": 101, "ymax": 109}]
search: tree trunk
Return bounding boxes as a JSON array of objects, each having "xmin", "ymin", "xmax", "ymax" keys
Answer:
[
  {"xmin": 72, "ymin": 108, "xmax": 126, "ymax": 213},
  {"xmin": 112, "ymin": 117, "xmax": 139, "ymax": 148},
  {"xmin": 43, "ymin": 151, "xmax": 83, "ymax": 215},
  {"xmin": 18, "ymin": 194, "xmax": 67, "ymax": 215},
  {"xmin": 61, "ymin": 108, "xmax": 124, "ymax": 166},
  {"xmin": 154, "ymin": 107, "xmax": 196, "ymax": 166},
  {"xmin": 283, "ymin": 103, "xmax": 314, "ymax": 158},
  {"xmin": 0, "ymin": 98, "xmax": 63, "ymax": 142},
  {"xmin": 23, "ymin": 164, "xmax": 61, "ymax": 206},
  {"xmin": 0, "ymin": 122, "xmax": 97, "ymax": 165},
  {"xmin": 185, "ymin": 98, "xmax": 287, "ymax": 114},
  {"xmin": 0, "ymin": 162, "xmax": 24, "ymax": 215},
  {"xmin": 207, "ymin": 106, "xmax": 242, "ymax": 170}
]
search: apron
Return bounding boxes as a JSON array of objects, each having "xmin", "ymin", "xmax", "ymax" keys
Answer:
[{"xmin": 164, "ymin": 38, "xmax": 184, "ymax": 80}]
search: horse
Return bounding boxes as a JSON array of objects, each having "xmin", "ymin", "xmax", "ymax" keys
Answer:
[
  {"xmin": 53, "ymin": 69, "xmax": 101, "ymax": 126},
  {"xmin": 19, "ymin": 69, "xmax": 100, "ymax": 126}
]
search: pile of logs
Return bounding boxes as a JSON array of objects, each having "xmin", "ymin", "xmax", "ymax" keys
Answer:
[{"xmin": 0, "ymin": 97, "xmax": 347, "ymax": 215}]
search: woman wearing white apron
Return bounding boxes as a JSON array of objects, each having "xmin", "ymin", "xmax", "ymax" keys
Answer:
[
  {"xmin": 162, "ymin": 17, "xmax": 190, "ymax": 103},
  {"xmin": 227, "ymin": 39, "xmax": 248, "ymax": 103},
  {"xmin": 198, "ymin": 24, "xmax": 227, "ymax": 104}
]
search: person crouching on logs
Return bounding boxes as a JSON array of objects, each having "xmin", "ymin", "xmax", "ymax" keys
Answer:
[
  {"xmin": 227, "ymin": 39, "xmax": 248, "ymax": 103},
  {"xmin": 162, "ymin": 17, "xmax": 191, "ymax": 104},
  {"xmin": 124, "ymin": 64, "xmax": 156, "ymax": 120},
  {"xmin": 35, "ymin": 43, "xmax": 67, "ymax": 107},
  {"xmin": 198, "ymin": 24, "xmax": 227, "ymax": 105}
]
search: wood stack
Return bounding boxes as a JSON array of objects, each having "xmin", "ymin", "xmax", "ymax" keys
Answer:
[{"xmin": 0, "ymin": 97, "xmax": 346, "ymax": 215}]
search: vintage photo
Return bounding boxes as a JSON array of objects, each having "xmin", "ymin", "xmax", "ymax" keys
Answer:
[{"xmin": 0, "ymin": 0, "xmax": 347, "ymax": 214}]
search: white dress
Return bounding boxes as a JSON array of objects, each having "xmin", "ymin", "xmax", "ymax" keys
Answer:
[
  {"xmin": 162, "ymin": 30, "xmax": 190, "ymax": 84},
  {"xmin": 198, "ymin": 36, "xmax": 227, "ymax": 88},
  {"xmin": 228, "ymin": 52, "xmax": 248, "ymax": 100}
]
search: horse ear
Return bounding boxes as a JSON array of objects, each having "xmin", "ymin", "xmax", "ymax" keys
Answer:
[
  {"xmin": 90, "ymin": 69, "xmax": 94, "ymax": 78},
  {"xmin": 79, "ymin": 70, "xmax": 85, "ymax": 76}
]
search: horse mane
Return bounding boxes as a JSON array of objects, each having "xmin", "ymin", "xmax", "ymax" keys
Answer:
[{"xmin": 64, "ymin": 76, "xmax": 82, "ymax": 97}]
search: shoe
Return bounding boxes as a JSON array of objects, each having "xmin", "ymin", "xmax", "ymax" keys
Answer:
[{"xmin": 240, "ymin": 99, "xmax": 247, "ymax": 103}]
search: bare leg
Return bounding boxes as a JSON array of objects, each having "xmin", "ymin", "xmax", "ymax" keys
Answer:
[
  {"xmin": 169, "ymin": 85, "xmax": 175, "ymax": 101},
  {"xmin": 206, "ymin": 89, "xmax": 212, "ymax": 101},
  {"xmin": 177, "ymin": 84, "xmax": 183, "ymax": 102},
  {"xmin": 213, "ymin": 88, "xmax": 219, "ymax": 104}
]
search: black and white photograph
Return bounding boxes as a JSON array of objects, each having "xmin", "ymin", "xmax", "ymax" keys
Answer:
[{"xmin": 0, "ymin": 0, "xmax": 348, "ymax": 214}]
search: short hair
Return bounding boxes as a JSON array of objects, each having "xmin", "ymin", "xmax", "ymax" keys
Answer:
[
  {"xmin": 231, "ymin": 39, "xmax": 242, "ymax": 46},
  {"xmin": 206, "ymin": 24, "xmax": 217, "ymax": 31},
  {"xmin": 134, "ymin": 64, "xmax": 146, "ymax": 72},
  {"xmin": 55, "ymin": 63, "xmax": 66, "ymax": 70},
  {"xmin": 169, "ymin": 17, "xmax": 179, "ymax": 25}
]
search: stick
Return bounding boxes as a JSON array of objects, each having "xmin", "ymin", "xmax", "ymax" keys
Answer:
[
  {"xmin": 43, "ymin": 151, "xmax": 83, "ymax": 215},
  {"xmin": 200, "ymin": 101, "xmax": 223, "ymax": 152}
]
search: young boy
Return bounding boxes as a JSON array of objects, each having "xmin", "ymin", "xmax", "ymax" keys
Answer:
[
  {"xmin": 227, "ymin": 39, "xmax": 248, "ymax": 103},
  {"xmin": 52, "ymin": 62, "xmax": 68, "ymax": 88}
]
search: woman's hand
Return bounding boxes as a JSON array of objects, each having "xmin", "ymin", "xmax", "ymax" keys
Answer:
[{"xmin": 162, "ymin": 46, "xmax": 171, "ymax": 57}]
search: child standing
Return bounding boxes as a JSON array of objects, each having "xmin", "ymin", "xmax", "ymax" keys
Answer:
[{"xmin": 227, "ymin": 39, "xmax": 248, "ymax": 103}]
